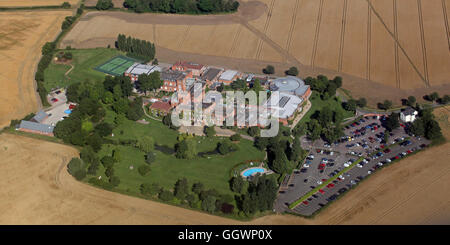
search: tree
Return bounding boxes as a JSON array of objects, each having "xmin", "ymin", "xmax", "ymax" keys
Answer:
[
  {"xmin": 96, "ymin": 0, "xmax": 114, "ymax": 10},
  {"xmin": 288, "ymin": 137, "xmax": 304, "ymax": 162},
  {"xmin": 230, "ymin": 176, "xmax": 247, "ymax": 194},
  {"xmin": 138, "ymin": 164, "xmax": 151, "ymax": 176},
  {"xmin": 248, "ymin": 126, "xmax": 260, "ymax": 137},
  {"xmin": 318, "ymin": 107, "xmax": 333, "ymax": 127},
  {"xmin": 263, "ymin": 65, "xmax": 275, "ymax": 74},
  {"xmin": 101, "ymin": 156, "xmax": 115, "ymax": 169},
  {"xmin": 137, "ymin": 136, "xmax": 155, "ymax": 152},
  {"xmin": 62, "ymin": 2, "xmax": 71, "ymax": 8},
  {"xmin": 198, "ymin": 0, "xmax": 214, "ymax": 12},
  {"xmin": 270, "ymin": 146, "xmax": 290, "ymax": 174},
  {"xmin": 343, "ymin": 99, "xmax": 357, "ymax": 112},
  {"xmin": 230, "ymin": 134, "xmax": 241, "ymax": 141},
  {"xmin": 407, "ymin": 96, "xmax": 416, "ymax": 106},
  {"xmin": 307, "ymin": 119, "xmax": 322, "ymax": 141},
  {"xmin": 385, "ymin": 113, "xmax": 400, "ymax": 131},
  {"xmin": 175, "ymin": 139, "xmax": 197, "ymax": 159},
  {"xmin": 105, "ymin": 167, "xmax": 114, "ymax": 178},
  {"xmin": 174, "ymin": 178, "xmax": 189, "ymax": 200},
  {"xmin": 159, "ymin": 189, "xmax": 174, "ymax": 201},
  {"xmin": 140, "ymin": 183, "xmax": 161, "ymax": 196},
  {"xmin": 383, "ymin": 100, "xmax": 393, "ymax": 110},
  {"xmin": 410, "ymin": 119, "xmax": 425, "ymax": 136},
  {"xmin": 429, "ymin": 92, "xmax": 439, "ymax": 102},
  {"xmin": 201, "ymin": 195, "xmax": 217, "ymax": 213},
  {"xmin": 112, "ymin": 148, "xmax": 121, "ymax": 162},
  {"xmin": 67, "ymin": 158, "xmax": 85, "ymax": 178},
  {"xmin": 286, "ymin": 66, "xmax": 299, "ymax": 76},
  {"xmin": 192, "ymin": 182, "xmax": 205, "ymax": 195},
  {"xmin": 94, "ymin": 122, "xmax": 113, "ymax": 137},
  {"xmin": 425, "ymin": 120, "xmax": 442, "ymax": 140},
  {"xmin": 204, "ymin": 126, "xmax": 216, "ymax": 137},
  {"xmin": 42, "ymin": 42, "xmax": 56, "ymax": 55},
  {"xmin": 356, "ymin": 98, "xmax": 367, "ymax": 108},
  {"xmin": 145, "ymin": 151, "xmax": 156, "ymax": 164},
  {"xmin": 217, "ymin": 140, "xmax": 238, "ymax": 155}
]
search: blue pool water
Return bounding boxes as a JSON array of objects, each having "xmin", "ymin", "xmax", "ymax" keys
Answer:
[
  {"xmin": 64, "ymin": 110, "xmax": 72, "ymax": 114},
  {"xmin": 242, "ymin": 168, "xmax": 265, "ymax": 177}
]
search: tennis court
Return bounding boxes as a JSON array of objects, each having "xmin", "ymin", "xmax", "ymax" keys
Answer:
[{"xmin": 94, "ymin": 56, "xmax": 140, "ymax": 76}]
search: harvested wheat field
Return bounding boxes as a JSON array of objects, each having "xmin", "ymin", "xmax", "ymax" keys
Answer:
[
  {"xmin": 0, "ymin": 0, "xmax": 78, "ymax": 7},
  {"xmin": 1, "ymin": 123, "xmax": 449, "ymax": 225},
  {"xmin": 62, "ymin": 0, "xmax": 450, "ymax": 105},
  {"xmin": 0, "ymin": 10, "xmax": 72, "ymax": 129}
]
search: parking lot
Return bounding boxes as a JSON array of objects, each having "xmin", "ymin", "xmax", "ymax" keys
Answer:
[
  {"xmin": 42, "ymin": 90, "xmax": 75, "ymax": 126},
  {"xmin": 274, "ymin": 115, "xmax": 431, "ymax": 216}
]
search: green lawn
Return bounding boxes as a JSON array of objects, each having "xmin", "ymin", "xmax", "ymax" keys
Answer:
[
  {"xmin": 97, "ymin": 119, "xmax": 266, "ymax": 195},
  {"xmin": 44, "ymin": 48, "xmax": 125, "ymax": 91},
  {"xmin": 297, "ymin": 92, "xmax": 354, "ymax": 127}
]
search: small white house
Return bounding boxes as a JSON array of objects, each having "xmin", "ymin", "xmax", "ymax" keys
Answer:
[{"xmin": 400, "ymin": 107, "xmax": 418, "ymax": 123}]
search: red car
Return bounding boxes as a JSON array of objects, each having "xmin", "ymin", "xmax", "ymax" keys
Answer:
[
  {"xmin": 380, "ymin": 144, "xmax": 385, "ymax": 149},
  {"xmin": 384, "ymin": 149, "xmax": 391, "ymax": 153},
  {"xmin": 69, "ymin": 104, "xmax": 76, "ymax": 110},
  {"xmin": 400, "ymin": 124, "xmax": 405, "ymax": 128},
  {"xmin": 395, "ymin": 156, "xmax": 400, "ymax": 159},
  {"xmin": 318, "ymin": 164, "xmax": 325, "ymax": 170},
  {"xmin": 407, "ymin": 150, "xmax": 412, "ymax": 154},
  {"xmin": 326, "ymin": 183, "xmax": 335, "ymax": 188},
  {"xmin": 51, "ymin": 98, "xmax": 58, "ymax": 102},
  {"xmin": 319, "ymin": 189, "xmax": 325, "ymax": 194},
  {"xmin": 303, "ymin": 201, "xmax": 309, "ymax": 205},
  {"xmin": 337, "ymin": 177, "xmax": 342, "ymax": 181}
]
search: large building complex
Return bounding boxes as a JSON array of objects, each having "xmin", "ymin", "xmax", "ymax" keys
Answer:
[{"xmin": 124, "ymin": 63, "xmax": 162, "ymax": 82}]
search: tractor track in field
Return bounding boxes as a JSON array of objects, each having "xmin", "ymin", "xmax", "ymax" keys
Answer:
[
  {"xmin": 416, "ymin": 0, "xmax": 430, "ymax": 88},
  {"xmin": 229, "ymin": 24, "xmax": 243, "ymax": 57},
  {"xmin": 393, "ymin": 0, "xmax": 400, "ymax": 89},
  {"xmin": 311, "ymin": 0, "xmax": 324, "ymax": 68},
  {"xmin": 366, "ymin": 0, "xmax": 429, "ymax": 88},
  {"xmin": 367, "ymin": 2, "xmax": 372, "ymax": 80},
  {"xmin": 338, "ymin": 0, "xmax": 348, "ymax": 72},
  {"xmin": 441, "ymin": 0, "xmax": 450, "ymax": 51},
  {"xmin": 286, "ymin": 0, "xmax": 300, "ymax": 54},
  {"xmin": 177, "ymin": 25, "xmax": 191, "ymax": 50},
  {"xmin": 255, "ymin": 0, "xmax": 275, "ymax": 60}
]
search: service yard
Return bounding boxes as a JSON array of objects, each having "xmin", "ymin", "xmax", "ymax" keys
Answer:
[{"xmin": 275, "ymin": 115, "xmax": 431, "ymax": 216}]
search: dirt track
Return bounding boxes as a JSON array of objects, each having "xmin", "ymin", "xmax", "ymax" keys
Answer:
[{"xmin": 0, "ymin": 124, "xmax": 449, "ymax": 225}]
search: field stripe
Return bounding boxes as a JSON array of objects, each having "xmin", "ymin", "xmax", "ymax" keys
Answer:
[
  {"xmin": 286, "ymin": 0, "xmax": 300, "ymax": 53},
  {"xmin": 393, "ymin": 0, "xmax": 400, "ymax": 88},
  {"xmin": 177, "ymin": 25, "xmax": 191, "ymax": 50},
  {"xmin": 367, "ymin": 3, "xmax": 371, "ymax": 80},
  {"xmin": 311, "ymin": 0, "xmax": 324, "ymax": 67},
  {"xmin": 229, "ymin": 25, "xmax": 243, "ymax": 57},
  {"xmin": 255, "ymin": 0, "xmax": 275, "ymax": 60},
  {"xmin": 442, "ymin": 0, "xmax": 450, "ymax": 51},
  {"xmin": 338, "ymin": 0, "xmax": 348, "ymax": 72},
  {"xmin": 416, "ymin": 0, "xmax": 431, "ymax": 87},
  {"xmin": 366, "ymin": 0, "xmax": 429, "ymax": 88},
  {"xmin": 368, "ymin": 167, "xmax": 450, "ymax": 224}
]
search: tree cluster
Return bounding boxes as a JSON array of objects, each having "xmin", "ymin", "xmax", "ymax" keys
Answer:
[
  {"xmin": 123, "ymin": 0, "xmax": 240, "ymax": 14},
  {"xmin": 409, "ymin": 109, "xmax": 443, "ymax": 141},
  {"xmin": 116, "ymin": 34, "xmax": 156, "ymax": 62},
  {"xmin": 305, "ymin": 75, "xmax": 342, "ymax": 99},
  {"xmin": 234, "ymin": 175, "xmax": 278, "ymax": 216},
  {"xmin": 96, "ymin": 0, "xmax": 114, "ymax": 10}
]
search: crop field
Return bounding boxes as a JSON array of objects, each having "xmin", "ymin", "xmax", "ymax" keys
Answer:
[
  {"xmin": 61, "ymin": 0, "xmax": 450, "ymax": 105},
  {"xmin": 0, "ymin": 10, "xmax": 72, "ymax": 129},
  {"xmin": 0, "ymin": 0, "xmax": 78, "ymax": 7}
]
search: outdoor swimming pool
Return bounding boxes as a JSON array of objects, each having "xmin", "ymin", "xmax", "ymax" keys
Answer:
[
  {"xmin": 242, "ymin": 168, "xmax": 266, "ymax": 177},
  {"xmin": 64, "ymin": 109, "xmax": 72, "ymax": 114}
]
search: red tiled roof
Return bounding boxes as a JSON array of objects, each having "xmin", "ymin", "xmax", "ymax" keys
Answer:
[
  {"xmin": 150, "ymin": 101, "xmax": 171, "ymax": 112},
  {"xmin": 174, "ymin": 61, "xmax": 204, "ymax": 70}
]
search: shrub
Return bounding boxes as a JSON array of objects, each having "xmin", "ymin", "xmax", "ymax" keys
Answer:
[
  {"xmin": 105, "ymin": 167, "xmax": 114, "ymax": 178},
  {"xmin": 109, "ymin": 176, "xmax": 120, "ymax": 187},
  {"xmin": 159, "ymin": 189, "xmax": 174, "ymax": 201},
  {"xmin": 140, "ymin": 183, "xmax": 161, "ymax": 196},
  {"xmin": 230, "ymin": 134, "xmax": 241, "ymax": 141},
  {"xmin": 138, "ymin": 164, "xmax": 151, "ymax": 176}
]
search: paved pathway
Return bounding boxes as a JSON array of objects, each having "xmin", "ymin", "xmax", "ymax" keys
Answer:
[{"xmin": 290, "ymin": 99, "xmax": 312, "ymax": 130}]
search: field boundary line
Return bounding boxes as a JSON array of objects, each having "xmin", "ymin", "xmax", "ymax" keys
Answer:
[
  {"xmin": 441, "ymin": 0, "xmax": 450, "ymax": 51},
  {"xmin": 368, "ymin": 167, "xmax": 450, "ymax": 224},
  {"xmin": 311, "ymin": 0, "xmax": 324, "ymax": 68},
  {"xmin": 255, "ymin": 0, "xmax": 275, "ymax": 60},
  {"xmin": 338, "ymin": 0, "xmax": 348, "ymax": 72},
  {"xmin": 393, "ymin": 0, "xmax": 400, "ymax": 89},
  {"xmin": 416, "ymin": 0, "xmax": 430, "ymax": 87},
  {"xmin": 229, "ymin": 25, "xmax": 243, "ymax": 57},
  {"xmin": 366, "ymin": 0, "xmax": 429, "ymax": 88},
  {"xmin": 286, "ymin": 0, "xmax": 300, "ymax": 54}
]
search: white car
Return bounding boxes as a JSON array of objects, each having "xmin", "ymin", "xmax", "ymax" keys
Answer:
[
  {"xmin": 386, "ymin": 159, "xmax": 392, "ymax": 163},
  {"xmin": 368, "ymin": 170, "xmax": 372, "ymax": 174},
  {"xmin": 303, "ymin": 164, "xmax": 310, "ymax": 168},
  {"xmin": 339, "ymin": 175, "xmax": 345, "ymax": 180},
  {"xmin": 317, "ymin": 180, "xmax": 323, "ymax": 185},
  {"xmin": 377, "ymin": 162, "xmax": 383, "ymax": 166},
  {"xmin": 344, "ymin": 163, "xmax": 350, "ymax": 167},
  {"xmin": 356, "ymin": 164, "xmax": 363, "ymax": 168}
]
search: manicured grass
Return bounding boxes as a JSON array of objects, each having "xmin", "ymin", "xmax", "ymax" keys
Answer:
[
  {"xmin": 44, "ymin": 48, "xmax": 125, "ymax": 90},
  {"xmin": 97, "ymin": 119, "xmax": 265, "ymax": 195},
  {"xmin": 297, "ymin": 92, "xmax": 354, "ymax": 127}
]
